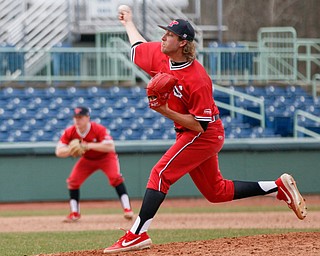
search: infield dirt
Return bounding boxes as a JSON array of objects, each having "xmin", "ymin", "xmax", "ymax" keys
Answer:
[{"xmin": 1, "ymin": 196, "xmax": 319, "ymax": 256}]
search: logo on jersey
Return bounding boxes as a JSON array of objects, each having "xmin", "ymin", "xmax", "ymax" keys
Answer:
[
  {"xmin": 168, "ymin": 20, "xmax": 179, "ymax": 27},
  {"xmin": 173, "ymin": 85, "xmax": 183, "ymax": 98},
  {"xmin": 203, "ymin": 109, "xmax": 212, "ymax": 116}
]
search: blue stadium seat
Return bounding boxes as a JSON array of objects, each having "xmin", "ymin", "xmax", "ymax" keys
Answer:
[
  {"xmin": 0, "ymin": 108, "xmax": 15, "ymax": 120},
  {"xmin": 272, "ymin": 96, "xmax": 295, "ymax": 110},
  {"xmin": 27, "ymin": 97, "xmax": 49, "ymax": 110},
  {"xmin": 119, "ymin": 128, "xmax": 143, "ymax": 140},
  {"xmin": 245, "ymin": 85, "xmax": 266, "ymax": 97},
  {"xmin": 70, "ymin": 97, "xmax": 94, "ymax": 109},
  {"xmin": 227, "ymin": 127, "xmax": 253, "ymax": 139},
  {"xmin": 10, "ymin": 130, "xmax": 32, "ymax": 142},
  {"xmin": 99, "ymin": 106, "xmax": 125, "ymax": 118},
  {"xmin": 2, "ymin": 87, "xmax": 26, "ymax": 99},
  {"xmin": 5, "ymin": 97, "xmax": 24, "ymax": 111},
  {"xmin": 140, "ymin": 128, "xmax": 164, "ymax": 140},
  {"xmin": 228, "ymin": 86, "xmax": 245, "ymax": 94},
  {"xmin": 110, "ymin": 131, "xmax": 121, "ymax": 140},
  {"xmin": 135, "ymin": 98, "xmax": 149, "ymax": 112},
  {"xmin": 285, "ymin": 85, "xmax": 308, "ymax": 97},
  {"xmin": 121, "ymin": 106, "xmax": 137, "ymax": 119},
  {"xmin": 250, "ymin": 127, "xmax": 278, "ymax": 138},
  {"xmin": 91, "ymin": 97, "xmax": 107, "ymax": 110},
  {"xmin": 306, "ymin": 105, "xmax": 320, "ymax": 115},
  {"xmin": 45, "ymin": 87, "xmax": 69, "ymax": 98},
  {"xmin": 87, "ymin": 86, "xmax": 109, "ymax": 97},
  {"xmin": 44, "ymin": 118, "xmax": 68, "ymax": 131},
  {"xmin": 24, "ymin": 87, "xmax": 48, "ymax": 99},
  {"xmin": 31, "ymin": 130, "xmax": 57, "ymax": 142},
  {"xmin": 2, "ymin": 83, "xmax": 317, "ymax": 141},
  {"xmin": 297, "ymin": 117, "xmax": 320, "ymax": 137},
  {"xmin": 273, "ymin": 113, "xmax": 293, "ymax": 137},
  {"xmin": 34, "ymin": 107, "xmax": 56, "ymax": 119},
  {"xmin": 21, "ymin": 118, "xmax": 38, "ymax": 131},
  {"xmin": 161, "ymin": 128, "xmax": 176, "ymax": 140},
  {"xmin": 56, "ymin": 107, "xmax": 72, "ymax": 119},
  {"xmin": 0, "ymin": 131, "xmax": 11, "ymax": 142},
  {"xmin": 109, "ymin": 86, "xmax": 129, "ymax": 97},
  {"xmin": 293, "ymin": 95, "xmax": 314, "ymax": 110},
  {"xmin": 48, "ymin": 97, "xmax": 72, "ymax": 110},
  {"xmin": 213, "ymin": 89, "xmax": 230, "ymax": 116},
  {"xmin": 130, "ymin": 86, "xmax": 146, "ymax": 98},
  {"xmin": 1, "ymin": 118, "xmax": 24, "ymax": 130},
  {"xmin": 265, "ymin": 85, "xmax": 286, "ymax": 97},
  {"xmin": 67, "ymin": 87, "xmax": 88, "ymax": 97},
  {"xmin": 153, "ymin": 116, "xmax": 173, "ymax": 129},
  {"xmin": 143, "ymin": 109, "xmax": 160, "ymax": 119},
  {"xmin": 222, "ymin": 115, "xmax": 250, "ymax": 129}
]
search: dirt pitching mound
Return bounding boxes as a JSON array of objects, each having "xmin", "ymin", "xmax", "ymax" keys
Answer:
[{"xmin": 41, "ymin": 232, "xmax": 319, "ymax": 256}]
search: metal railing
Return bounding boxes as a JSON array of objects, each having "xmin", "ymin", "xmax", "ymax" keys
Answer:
[
  {"xmin": 297, "ymin": 39, "xmax": 320, "ymax": 83},
  {"xmin": 293, "ymin": 110, "xmax": 320, "ymax": 139},
  {"xmin": 0, "ymin": 25, "xmax": 319, "ymax": 85},
  {"xmin": 0, "ymin": 45, "xmax": 317, "ymax": 85},
  {"xmin": 312, "ymin": 73, "xmax": 320, "ymax": 98},
  {"xmin": 214, "ymin": 84, "xmax": 265, "ymax": 128}
]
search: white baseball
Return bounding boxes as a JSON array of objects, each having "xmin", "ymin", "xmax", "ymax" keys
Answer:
[{"xmin": 118, "ymin": 5, "xmax": 131, "ymax": 13}]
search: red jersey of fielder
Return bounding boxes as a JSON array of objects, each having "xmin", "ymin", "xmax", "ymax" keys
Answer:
[
  {"xmin": 132, "ymin": 42, "xmax": 235, "ymax": 202},
  {"xmin": 57, "ymin": 122, "xmax": 124, "ymax": 189}
]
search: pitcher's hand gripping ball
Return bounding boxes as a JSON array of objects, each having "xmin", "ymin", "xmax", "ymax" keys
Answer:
[
  {"xmin": 146, "ymin": 72, "xmax": 178, "ymax": 109},
  {"xmin": 118, "ymin": 4, "xmax": 131, "ymax": 13},
  {"xmin": 69, "ymin": 139, "xmax": 88, "ymax": 157}
]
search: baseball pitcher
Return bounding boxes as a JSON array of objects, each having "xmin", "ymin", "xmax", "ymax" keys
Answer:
[{"xmin": 103, "ymin": 5, "xmax": 307, "ymax": 254}]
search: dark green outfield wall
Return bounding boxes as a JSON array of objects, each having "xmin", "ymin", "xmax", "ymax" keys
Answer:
[{"xmin": 0, "ymin": 138, "xmax": 319, "ymax": 202}]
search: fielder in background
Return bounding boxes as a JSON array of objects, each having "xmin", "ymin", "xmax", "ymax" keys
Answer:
[
  {"xmin": 55, "ymin": 106, "xmax": 134, "ymax": 222},
  {"xmin": 103, "ymin": 5, "xmax": 308, "ymax": 254}
]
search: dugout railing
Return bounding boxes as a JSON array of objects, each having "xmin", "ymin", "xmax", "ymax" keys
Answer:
[
  {"xmin": 293, "ymin": 110, "xmax": 320, "ymax": 139},
  {"xmin": 213, "ymin": 83, "xmax": 265, "ymax": 128}
]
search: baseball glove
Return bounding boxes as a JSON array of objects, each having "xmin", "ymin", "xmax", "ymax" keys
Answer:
[
  {"xmin": 69, "ymin": 139, "xmax": 88, "ymax": 157},
  {"xmin": 146, "ymin": 72, "xmax": 179, "ymax": 109}
]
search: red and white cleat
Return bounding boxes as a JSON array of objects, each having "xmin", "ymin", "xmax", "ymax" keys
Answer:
[
  {"xmin": 275, "ymin": 173, "xmax": 307, "ymax": 220},
  {"xmin": 123, "ymin": 208, "xmax": 134, "ymax": 220},
  {"xmin": 63, "ymin": 212, "xmax": 81, "ymax": 223},
  {"xmin": 103, "ymin": 230, "xmax": 152, "ymax": 254}
]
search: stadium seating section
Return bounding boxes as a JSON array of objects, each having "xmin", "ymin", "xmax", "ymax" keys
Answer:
[{"xmin": 0, "ymin": 84, "xmax": 319, "ymax": 142}]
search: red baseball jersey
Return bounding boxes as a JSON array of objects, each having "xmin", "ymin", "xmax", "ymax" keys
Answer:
[
  {"xmin": 132, "ymin": 42, "xmax": 219, "ymax": 130},
  {"xmin": 58, "ymin": 122, "xmax": 114, "ymax": 160},
  {"xmin": 131, "ymin": 42, "xmax": 234, "ymax": 202}
]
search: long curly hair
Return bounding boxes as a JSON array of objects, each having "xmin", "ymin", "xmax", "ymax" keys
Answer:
[{"xmin": 182, "ymin": 41, "xmax": 196, "ymax": 62}]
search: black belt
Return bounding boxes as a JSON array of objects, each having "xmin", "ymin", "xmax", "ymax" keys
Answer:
[
  {"xmin": 174, "ymin": 114, "xmax": 220, "ymax": 133},
  {"xmin": 211, "ymin": 114, "xmax": 220, "ymax": 122},
  {"xmin": 174, "ymin": 128, "xmax": 187, "ymax": 133}
]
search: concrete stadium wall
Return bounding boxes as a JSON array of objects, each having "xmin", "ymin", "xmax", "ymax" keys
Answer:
[{"xmin": 0, "ymin": 138, "xmax": 319, "ymax": 203}]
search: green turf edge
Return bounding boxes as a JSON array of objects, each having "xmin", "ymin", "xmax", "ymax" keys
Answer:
[
  {"xmin": 1, "ymin": 229, "xmax": 319, "ymax": 256},
  {"xmin": 1, "ymin": 205, "xmax": 319, "ymax": 217}
]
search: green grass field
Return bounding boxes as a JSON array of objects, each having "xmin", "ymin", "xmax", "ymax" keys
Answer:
[
  {"xmin": 2, "ymin": 228, "xmax": 319, "ymax": 256},
  {"xmin": 1, "ymin": 203, "xmax": 319, "ymax": 256}
]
